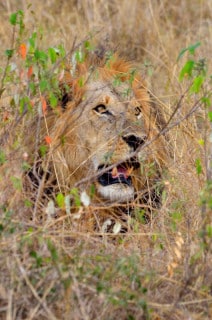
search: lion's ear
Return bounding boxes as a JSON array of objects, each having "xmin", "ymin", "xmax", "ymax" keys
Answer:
[
  {"xmin": 61, "ymin": 92, "xmax": 70, "ymax": 109},
  {"xmin": 60, "ymin": 84, "xmax": 73, "ymax": 110}
]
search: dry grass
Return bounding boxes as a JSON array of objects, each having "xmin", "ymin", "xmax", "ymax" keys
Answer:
[{"xmin": 0, "ymin": 1, "xmax": 212, "ymax": 319}]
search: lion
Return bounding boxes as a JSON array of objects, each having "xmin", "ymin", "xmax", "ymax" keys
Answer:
[{"xmin": 22, "ymin": 51, "xmax": 169, "ymax": 229}]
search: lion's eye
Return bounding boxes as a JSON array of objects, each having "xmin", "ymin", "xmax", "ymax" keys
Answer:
[
  {"xmin": 93, "ymin": 104, "xmax": 112, "ymax": 116},
  {"xmin": 135, "ymin": 106, "xmax": 142, "ymax": 119}
]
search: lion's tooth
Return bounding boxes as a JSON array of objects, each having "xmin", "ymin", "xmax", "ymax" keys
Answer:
[{"xmin": 112, "ymin": 166, "xmax": 118, "ymax": 177}]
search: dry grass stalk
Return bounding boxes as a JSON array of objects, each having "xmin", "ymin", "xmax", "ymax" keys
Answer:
[{"xmin": 0, "ymin": 1, "xmax": 212, "ymax": 319}]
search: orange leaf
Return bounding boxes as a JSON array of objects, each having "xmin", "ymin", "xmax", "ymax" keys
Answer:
[
  {"xmin": 19, "ymin": 43, "xmax": 27, "ymax": 60},
  {"xmin": 41, "ymin": 96, "xmax": 47, "ymax": 115},
  {"xmin": 27, "ymin": 66, "xmax": 33, "ymax": 78},
  {"xmin": 45, "ymin": 136, "xmax": 52, "ymax": 145}
]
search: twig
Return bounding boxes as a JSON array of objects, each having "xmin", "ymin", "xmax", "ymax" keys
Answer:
[
  {"xmin": 0, "ymin": 26, "xmax": 16, "ymax": 97},
  {"xmin": 69, "ymin": 271, "xmax": 89, "ymax": 320},
  {"xmin": 28, "ymin": 280, "xmax": 56, "ymax": 320},
  {"xmin": 32, "ymin": 154, "xmax": 51, "ymax": 220},
  {"xmin": 15, "ymin": 255, "xmax": 58, "ymax": 320},
  {"xmin": 6, "ymin": 289, "xmax": 13, "ymax": 320}
]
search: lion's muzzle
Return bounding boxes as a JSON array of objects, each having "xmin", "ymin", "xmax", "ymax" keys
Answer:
[
  {"xmin": 96, "ymin": 159, "xmax": 140, "ymax": 202},
  {"xmin": 98, "ymin": 164, "xmax": 132, "ymax": 187}
]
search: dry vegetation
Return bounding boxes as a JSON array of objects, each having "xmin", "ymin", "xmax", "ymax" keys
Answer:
[{"xmin": 0, "ymin": 0, "xmax": 212, "ymax": 319}]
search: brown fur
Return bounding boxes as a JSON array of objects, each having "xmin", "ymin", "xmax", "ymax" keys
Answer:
[{"xmin": 23, "ymin": 52, "xmax": 169, "ymax": 226}]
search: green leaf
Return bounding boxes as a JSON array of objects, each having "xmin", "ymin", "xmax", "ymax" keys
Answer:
[
  {"xmin": 22, "ymin": 162, "xmax": 31, "ymax": 171},
  {"xmin": 129, "ymin": 68, "xmax": 136, "ymax": 85},
  {"xmin": 188, "ymin": 41, "xmax": 201, "ymax": 55},
  {"xmin": 49, "ymin": 92, "xmax": 58, "ymax": 108},
  {"xmin": 190, "ymin": 75, "xmax": 204, "ymax": 93},
  {"xmin": 34, "ymin": 49, "xmax": 48, "ymax": 63},
  {"xmin": 39, "ymin": 79, "xmax": 48, "ymax": 92},
  {"xmin": 0, "ymin": 150, "xmax": 6, "ymax": 165},
  {"xmin": 29, "ymin": 32, "xmax": 37, "ymax": 51},
  {"xmin": 17, "ymin": 10, "xmax": 24, "ymax": 35},
  {"xmin": 208, "ymin": 111, "xmax": 212, "ymax": 122},
  {"xmin": 75, "ymin": 50, "xmax": 85, "ymax": 63},
  {"xmin": 30, "ymin": 251, "xmax": 43, "ymax": 267},
  {"xmin": 39, "ymin": 145, "xmax": 48, "ymax": 157},
  {"xmin": 195, "ymin": 158, "xmax": 202, "ymax": 175},
  {"xmin": 78, "ymin": 77, "xmax": 84, "ymax": 87},
  {"xmin": 179, "ymin": 60, "xmax": 195, "ymax": 81},
  {"xmin": 19, "ymin": 96, "xmax": 30, "ymax": 114},
  {"xmin": 19, "ymin": 97, "xmax": 25, "ymax": 114},
  {"xmin": 5, "ymin": 49, "xmax": 14, "ymax": 58},
  {"xmin": 201, "ymin": 97, "xmax": 211, "ymax": 107},
  {"xmin": 70, "ymin": 188, "xmax": 81, "ymax": 207},
  {"xmin": 171, "ymin": 211, "xmax": 182, "ymax": 222},
  {"xmin": 48, "ymin": 47, "xmax": 57, "ymax": 64},
  {"xmin": 58, "ymin": 44, "xmax": 66, "ymax": 58},
  {"xmin": 24, "ymin": 199, "xmax": 32, "ymax": 207},
  {"xmin": 56, "ymin": 193, "xmax": 65, "ymax": 208},
  {"xmin": 206, "ymin": 224, "xmax": 212, "ymax": 237},
  {"xmin": 29, "ymin": 82, "xmax": 36, "ymax": 95},
  {"xmin": 198, "ymin": 139, "xmax": 204, "ymax": 146},
  {"xmin": 9, "ymin": 13, "xmax": 17, "ymax": 25},
  {"xmin": 84, "ymin": 40, "xmax": 94, "ymax": 51},
  {"xmin": 177, "ymin": 48, "xmax": 187, "ymax": 62},
  {"xmin": 10, "ymin": 176, "xmax": 22, "ymax": 190},
  {"xmin": 177, "ymin": 42, "xmax": 201, "ymax": 61}
]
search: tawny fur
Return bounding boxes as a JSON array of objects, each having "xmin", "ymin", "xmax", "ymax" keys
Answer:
[{"xmin": 33, "ymin": 53, "xmax": 168, "ymax": 204}]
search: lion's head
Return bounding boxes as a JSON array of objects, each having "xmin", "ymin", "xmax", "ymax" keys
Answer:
[{"xmin": 28, "ymin": 53, "xmax": 167, "ymax": 208}]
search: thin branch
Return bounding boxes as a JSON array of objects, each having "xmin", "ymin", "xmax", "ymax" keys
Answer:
[
  {"xmin": 15, "ymin": 255, "xmax": 58, "ymax": 320},
  {"xmin": 0, "ymin": 26, "xmax": 16, "ymax": 97}
]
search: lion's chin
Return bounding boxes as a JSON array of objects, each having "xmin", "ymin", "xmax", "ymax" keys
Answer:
[{"xmin": 97, "ymin": 184, "xmax": 134, "ymax": 203}]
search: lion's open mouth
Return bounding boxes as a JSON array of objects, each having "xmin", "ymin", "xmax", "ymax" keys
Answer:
[{"xmin": 97, "ymin": 159, "xmax": 140, "ymax": 187}]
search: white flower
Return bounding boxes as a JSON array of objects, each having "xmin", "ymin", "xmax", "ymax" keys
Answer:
[
  {"xmin": 113, "ymin": 222, "xmax": 122, "ymax": 234},
  {"xmin": 80, "ymin": 191, "xmax": 90, "ymax": 207}
]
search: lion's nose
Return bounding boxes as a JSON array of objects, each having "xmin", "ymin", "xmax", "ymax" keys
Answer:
[{"xmin": 122, "ymin": 134, "xmax": 147, "ymax": 151}]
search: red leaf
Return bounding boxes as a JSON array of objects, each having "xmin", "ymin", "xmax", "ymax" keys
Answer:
[
  {"xmin": 45, "ymin": 136, "xmax": 52, "ymax": 145},
  {"xmin": 19, "ymin": 43, "xmax": 27, "ymax": 60},
  {"xmin": 41, "ymin": 96, "xmax": 47, "ymax": 115},
  {"xmin": 27, "ymin": 66, "xmax": 33, "ymax": 78}
]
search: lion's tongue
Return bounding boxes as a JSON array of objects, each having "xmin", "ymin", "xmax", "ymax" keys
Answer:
[{"xmin": 111, "ymin": 166, "xmax": 132, "ymax": 179}]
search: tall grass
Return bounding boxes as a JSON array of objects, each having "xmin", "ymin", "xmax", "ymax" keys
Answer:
[{"xmin": 0, "ymin": 1, "xmax": 211, "ymax": 319}]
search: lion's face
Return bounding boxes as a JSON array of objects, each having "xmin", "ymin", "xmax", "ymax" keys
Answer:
[
  {"xmin": 75, "ymin": 80, "xmax": 147, "ymax": 202},
  {"xmin": 47, "ymin": 55, "xmax": 165, "ymax": 204}
]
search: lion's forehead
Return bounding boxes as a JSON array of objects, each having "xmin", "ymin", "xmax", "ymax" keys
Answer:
[
  {"xmin": 86, "ymin": 80, "xmax": 135, "ymax": 101},
  {"xmin": 84, "ymin": 80, "xmax": 139, "ymax": 114}
]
